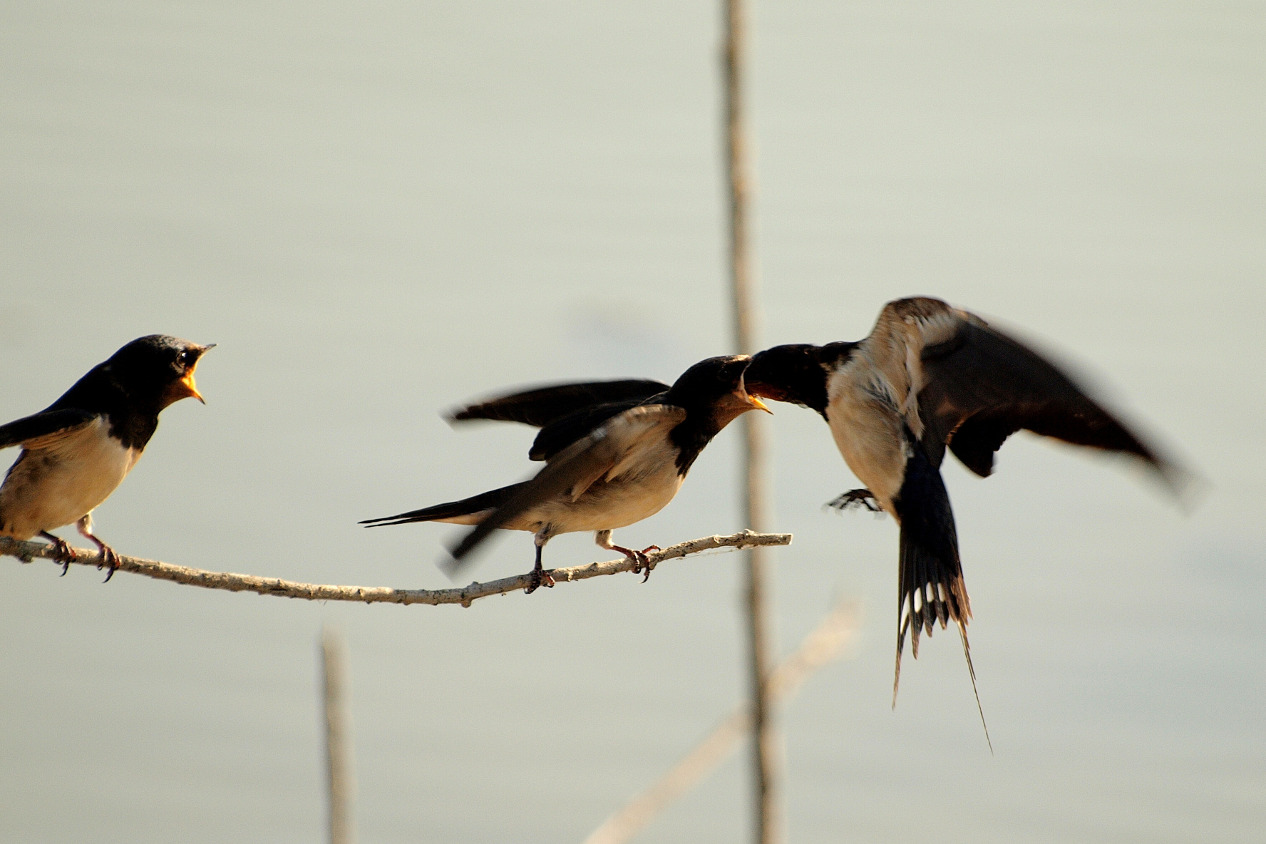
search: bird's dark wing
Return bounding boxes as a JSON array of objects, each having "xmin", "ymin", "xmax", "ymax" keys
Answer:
[
  {"xmin": 917, "ymin": 317, "xmax": 1171, "ymax": 482},
  {"xmin": 526, "ymin": 398, "xmax": 665, "ymax": 461},
  {"xmin": 447, "ymin": 404, "xmax": 688, "ymax": 564},
  {"xmin": 0, "ymin": 409, "xmax": 97, "ymax": 450},
  {"xmin": 449, "ymin": 379, "xmax": 670, "ymax": 428}
]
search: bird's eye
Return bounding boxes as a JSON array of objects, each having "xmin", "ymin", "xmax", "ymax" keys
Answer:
[{"xmin": 177, "ymin": 349, "xmax": 194, "ymax": 367}]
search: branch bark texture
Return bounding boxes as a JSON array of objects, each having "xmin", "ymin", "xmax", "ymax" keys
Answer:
[{"xmin": 0, "ymin": 531, "xmax": 791, "ymax": 607}]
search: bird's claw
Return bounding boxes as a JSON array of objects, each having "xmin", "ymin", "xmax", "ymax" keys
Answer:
[
  {"xmin": 96, "ymin": 546, "xmax": 120, "ymax": 582},
  {"xmin": 616, "ymin": 545, "xmax": 661, "ymax": 582},
  {"xmin": 524, "ymin": 567, "xmax": 556, "ymax": 594},
  {"xmin": 827, "ymin": 489, "xmax": 880, "ymax": 512},
  {"xmin": 45, "ymin": 537, "xmax": 75, "ymax": 576}
]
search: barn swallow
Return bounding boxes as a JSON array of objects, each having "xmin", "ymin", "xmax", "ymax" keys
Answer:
[
  {"xmin": 0, "ymin": 335, "xmax": 214, "ymax": 579},
  {"xmin": 742, "ymin": 297, "xmax": 1183, "ymax": 735},
  {"xmin": 362, "ymin": 355, "xmax": 770, "ymax": 593}
]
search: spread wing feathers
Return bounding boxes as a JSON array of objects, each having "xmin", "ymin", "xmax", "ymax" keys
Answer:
[
  {"xmin": 917, "ymin": 318, "xmax": 1167, "ymax": 479},
  {"xmin": 448, "ymin": 404, "xmax": 688, "ymax": 563},
  {"xmin": 449, "ymin": 379, "xmax": 670, "ymax": 428},
  {"xmin": 0, "ymin": 409, "xmax": 97, "ymax": 451}
]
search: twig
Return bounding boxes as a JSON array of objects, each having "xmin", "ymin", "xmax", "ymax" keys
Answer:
[
  {"xmin": 0, "ymin": 531, "xmax": 792, "ymax": 607},
  {"xmin": 582, "ymin": 599, "xmax": 859, "ymax": 844}
]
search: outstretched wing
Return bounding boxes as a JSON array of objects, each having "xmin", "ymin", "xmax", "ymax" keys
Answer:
[
  {"xmin": 0, "ymin": 409, "xmax": 97, "ymax": 451},
  {"xmin": 448, "ymin": 379, "xmax": 669, "ymax": 428},
  {"xmin": 447, "ymin": 404, "xmax": 687, "ymax": 564},
  {"xmin": 916, "ymin": 315, "xmax": 1171, "ymax": 482}
]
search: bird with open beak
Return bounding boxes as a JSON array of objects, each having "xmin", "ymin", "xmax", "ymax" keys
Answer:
[{"xmin": 0, "ymin": 335, "xmax": 214, "ymax": 579}]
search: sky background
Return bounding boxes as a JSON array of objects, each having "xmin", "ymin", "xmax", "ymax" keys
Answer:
[{"xmin": 2, "ymin": 2, "xmax": 1263, "ymax": 842}]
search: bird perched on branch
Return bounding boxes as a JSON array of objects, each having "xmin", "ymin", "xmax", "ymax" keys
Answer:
[
  {"xmin": 362, "ymin": 355, "xmax": 770, "ymax": 593},
  {"xmin": 0, "ymin": 335, "xmax": 214, "ymax": 579},
  {"xmin": 742, "ymin": 296, "xmax": 1186, "ymax": 741}
]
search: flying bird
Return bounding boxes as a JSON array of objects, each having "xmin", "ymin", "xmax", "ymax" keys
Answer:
[
  {"xmin": 0, "ymin": 335, "xmax": 214, "ymax": 579},
  {"xmin": 361, "ymin": 355, "xmax": 770, "ymax": 592},
  {"xmin": 742, "ymin": 296, "xmax": 1184, "ymax": 739}
]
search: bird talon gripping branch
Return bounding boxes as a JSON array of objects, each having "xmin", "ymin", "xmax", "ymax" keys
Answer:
[
  {"xmin": 524, "ymin": 568, "xmax": 555, "ymax": 594},
  {"xmin": 40, "ymin": 532, "xmax": 76, "ymax": 575},
  {"xmin": 97, "ymin": 547, "xmax": 120, "ymax": 582},
  {"xmin": 632, "ymin": 545, "xmax": 662, "ymax": 582}
]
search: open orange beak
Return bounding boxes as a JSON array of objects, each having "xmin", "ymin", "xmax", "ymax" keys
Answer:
[
  {"xmin": 177, "ymin": 343, "xmax": 215, "ymax": 404},
  {"xmin": 178, "ymin": 371, "xmax": 205, "ymax": 404},
  {"xmin": 739, "ymin": 375, "xmax": 774, "ymax": 414},
  {"xmin": 745, "ymin": 392, "xmax": 773, "ymax": 414}
]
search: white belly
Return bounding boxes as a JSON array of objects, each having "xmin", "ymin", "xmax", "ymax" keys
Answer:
[
  {"xmin": 826, "ymin": 369, "xmax": 908, "ymax": 512},
  {"xmin": 513, "ymin": 438, "xmax": 686, "ymax": 536},
  {"xmin": 0, "ymin": 417, "xmax": 140, "ymax": 538}
]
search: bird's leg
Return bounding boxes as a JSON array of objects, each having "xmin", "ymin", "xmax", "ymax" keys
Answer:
[
  {"xmin": 827, "ymin": 488, "xmax": 881, "ymax": 512},
  {"xmin": 39, "ymin": 531, "xmax": 75, "ymax": 576},
  {"xmin": 76, "ymin": 514, "xmax": 119, "ymax": 582},
  {"xmin": 524, "ymin": 541, "xmax": 555, "ymax": 594},
  {"xmin": 596, "ymin": 530, "xmax": 660, "ymax": 582}
]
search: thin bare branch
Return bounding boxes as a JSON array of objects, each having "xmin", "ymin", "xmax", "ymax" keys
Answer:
[
  {"xmin": 0, "ymin": 531, "xmax": 792, "ymax": 606},
  {"xmin": 583, "ymin": 599, "xmax": 860, "ymax": 844}
]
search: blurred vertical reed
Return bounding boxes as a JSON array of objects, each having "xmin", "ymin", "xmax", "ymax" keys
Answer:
[
  {"xmin": 321, "ymin": 626, "xmax": 356, "ymax": 844},
  {"xmin": 722, "ymin": 2, "xmax": 783, "ymax": 843}
]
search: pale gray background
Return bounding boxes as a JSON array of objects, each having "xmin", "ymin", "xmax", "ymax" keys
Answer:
[{"xmin": 2, "ymin": 2, "xmax": 1262, "ymax": 842}]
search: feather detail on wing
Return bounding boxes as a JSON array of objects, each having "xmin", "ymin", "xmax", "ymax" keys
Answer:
[
  {"xmin": 0, "ymin": 409, "xmax": 97, "ymax": 451},
  {"xmin": 448, "ymin": 379, "xmax": 669, "ymax": 428},
  {"xmin": 448, "ymin": 404, "xmax": 687, "ymax": 562},
  {"xmin": 914, "ymin": 315, "xmax": 1174, "ymax": 486}
]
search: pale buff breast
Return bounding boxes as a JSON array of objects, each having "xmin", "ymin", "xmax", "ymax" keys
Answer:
[
  {"xmin": 0, "ymin": 417, "xmax": 140, "ymax": 539},
  {"xmin": 508, "ymin": 437, "xmax": 687, "ymax": 535},
  {"xmin": 825, "ymin": 360, "xmax": 908, "ymax": 513}
]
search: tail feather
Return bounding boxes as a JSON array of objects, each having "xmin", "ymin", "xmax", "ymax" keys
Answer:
[
  {"xmin": 892, "ymin": 445, "xmax": 991, "ymax": 749},
  {"xmin": 359, "ymin": 483, "xmax": 525, "ymax": 527}
]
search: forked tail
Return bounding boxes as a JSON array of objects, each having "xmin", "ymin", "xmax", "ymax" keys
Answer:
[{"xmin": 892, "ymin": 444, "xmax": 991, "ymax": 750}]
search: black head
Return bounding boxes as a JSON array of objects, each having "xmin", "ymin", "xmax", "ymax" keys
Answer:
[
  {"xmin": 741, "ymin": 344, "xmax": 831, "ymax": 417},
  {"xmin": 664, "ymin": 354, "xmax": 770, "ymax": 427},
  {"xmin": 661, "ymin": 354, "xmax": 770, "ymax": 474},
  {"xmin": 100, "ymin": 335, "xmax": 215, "ymax": 411}
]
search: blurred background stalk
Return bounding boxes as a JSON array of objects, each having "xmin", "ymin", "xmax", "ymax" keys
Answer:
[{"xmin": 722, "ymin": 2, "xmax": 783, "ymax": 843}]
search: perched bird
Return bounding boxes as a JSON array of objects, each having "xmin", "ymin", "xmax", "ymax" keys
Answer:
[
  {"xmin": 0, "ymin": 335, "xmax": 214, "ymax": 579},
  {"xmin": 361, "ymin": 355, "xmax": 770, "ymax": 592},
  {"xmin": 742, "ymin": 296, "xmax": 1184, "ymax": 739}
]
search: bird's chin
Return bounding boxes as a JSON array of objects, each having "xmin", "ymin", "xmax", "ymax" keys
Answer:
[
  {"xmin": 713, "ymin": 398, "xmax": 764, "ymax": 428},
  {"xmin": 161, "ymin": 372, "xmax": 206, "ymax": 407}
]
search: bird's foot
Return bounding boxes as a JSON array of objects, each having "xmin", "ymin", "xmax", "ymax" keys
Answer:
[
  {"xmin": 524, "ymin": 566, "xmax": 556, "ymax": 595},
  {"xmin": 827, "ymin": 489, "xmax": 880, "ymax": 512},
  {"xmin": 94, "ymin": 544, "xmax": 120, "ymax": 582},
  {"xmin": 614, "ymin": 544, "xmax": 661, "ymax": 583},
  {"xmin": 40, "ymin": 533, "xmax": 75, "ymax": 576}
]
